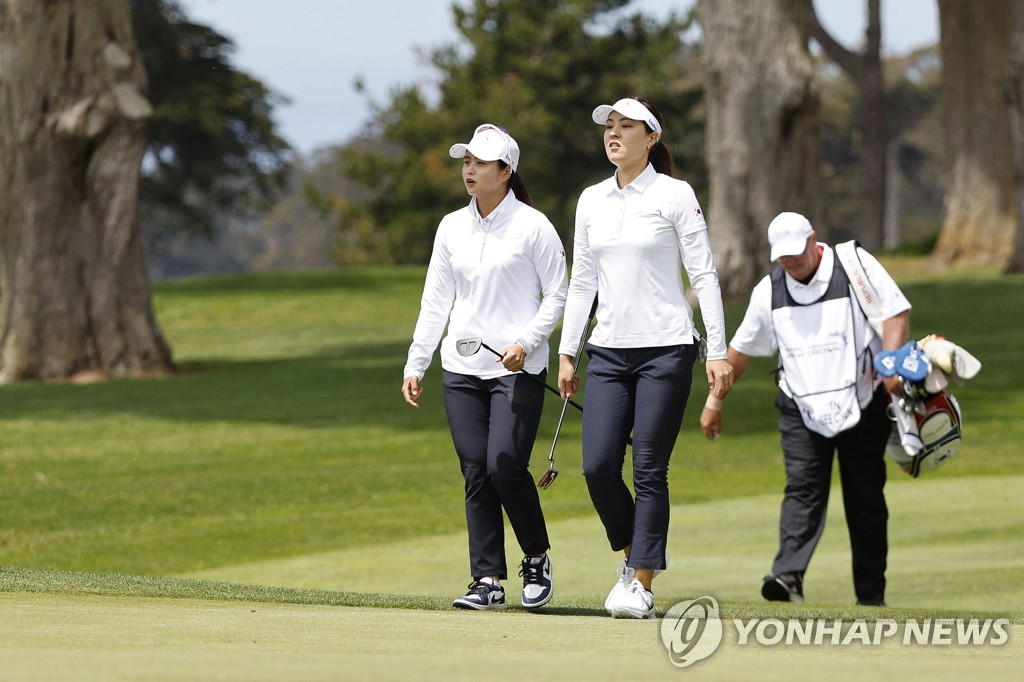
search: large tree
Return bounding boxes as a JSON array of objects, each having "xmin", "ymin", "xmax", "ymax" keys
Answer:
[
  {"xmin": 0, "ymin": 0, "xmax": 174, "ymax": 381},
  {"xmin": 1007, "ymin": 0, "xmax": 1024, "ymax": 274},
  {"xmin": 696, "ymin": 0, "xmax": 821, "ymax": 297},
  {"xmin": 802, "ymin": 0, "xmax": 888, "ymax": 251},
  {"xmin": 934, "ymin": 0, "xmax": 1017, "ymax": 266},
  {"xmin": 332, "ymin": 0, "xmax": 701, "ymax": 265}
]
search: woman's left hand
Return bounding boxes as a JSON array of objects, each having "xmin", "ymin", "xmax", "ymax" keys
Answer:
[
  {"xmin": 499, "ymin": 343, "xmax": 526, "ymax": 372},
  {"xmin": 706, "ymin": 359, "xmax": 734, "ymax": 399}
]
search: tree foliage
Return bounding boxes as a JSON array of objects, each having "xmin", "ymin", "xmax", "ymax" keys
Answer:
[
  {"xmin": 333, "ymin": 0, "xmax": 703, "ymax": 265},
  {"xmin": 129, "ymin": 0, "xmax": 292, "ymax": 251}
]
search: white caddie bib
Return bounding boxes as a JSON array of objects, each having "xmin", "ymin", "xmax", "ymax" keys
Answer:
[{"xmin": 770, "ymin": 267, "xmax": 863, "ymax": 437}]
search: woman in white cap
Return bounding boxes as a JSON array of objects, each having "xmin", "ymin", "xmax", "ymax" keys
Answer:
[
  {"xmin": 402, "ymin": 124, "xmax": 568, "ymax": 611},
  {"xmin": 557, "ymin": 98, "xmax": 733, "ymax": 619}
]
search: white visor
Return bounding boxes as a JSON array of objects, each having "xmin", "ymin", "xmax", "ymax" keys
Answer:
[
  {"xmin": 592, "ymin": 98, "xmax": 662, "ymax": 135},
  {"xmin": 449, "ymin": 124, "xmax": 520, "ymax": 172}
]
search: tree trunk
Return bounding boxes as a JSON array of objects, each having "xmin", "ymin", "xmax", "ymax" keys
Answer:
[
  {"xmin": 935, "ymin": 0, "xmax": 1017, "ymax": 266},
  {"xmin": 0, "ymin": 0, "xmax": 175, "ymax": 382},
  {"xmin": 1008, "ymin": 0, "xmax": 1024, "ymax": 274},
  {"xmin": 805, "ymin": 0, "xmax": 887, "ymax": 252},
  {"xmin": 696, "ymin": 0, "xmax": 821, "ymax": 298}
]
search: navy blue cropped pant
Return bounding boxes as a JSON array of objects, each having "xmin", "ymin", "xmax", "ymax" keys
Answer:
[
  {"xmin": 442, "ymin": 370, "xmax": 549, "ymax": 581},
  {"xmin": 581, "ymin": 343, "xmax": 697, "ymax": 571}
]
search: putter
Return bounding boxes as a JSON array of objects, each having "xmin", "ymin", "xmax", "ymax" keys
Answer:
[
  {"xmin": 454, "ymin": 337, "xmax": 584, "ymax": 413},
  {"xmin": 539, "ymin": 297, "xmax": 598, "ymax": 489}
]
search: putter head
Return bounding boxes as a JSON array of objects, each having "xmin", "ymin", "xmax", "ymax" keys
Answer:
[
  {"xmin": 455, "ymin": 337, "xmax": 483, "ymax": 357},
  {"xmin": 538, "ymin": 468, "xmax": 558, "ymax": 489}
]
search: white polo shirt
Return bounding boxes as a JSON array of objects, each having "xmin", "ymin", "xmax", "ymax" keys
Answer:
[
  {"xmin": 730, "ymin": 243, "xmax": 912, "ymax": 397},
  {"xmin": 559, "ymin": 164, "xmax": 727, "ymax": 359},
  {"xmin": 403, "ymin": 190, "xmax": 568, "ymax": 380}
]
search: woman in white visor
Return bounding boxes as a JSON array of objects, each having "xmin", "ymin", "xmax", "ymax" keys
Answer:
[
  {"xmin": 558, "ymin": 98, "xmax": 733, "ymax": 619},
  {"xmin": 402, "ymin": 124, "xmax": 568, "ymax": 611}
]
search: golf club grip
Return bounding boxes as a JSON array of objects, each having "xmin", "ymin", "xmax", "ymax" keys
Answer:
[
  {"xmin": 570, "ymin": 296, "xmax": 598, "ymax": 372},
  {"xmin": 479, "ymin": 342, "xmax": 583, "ymax": 412}
]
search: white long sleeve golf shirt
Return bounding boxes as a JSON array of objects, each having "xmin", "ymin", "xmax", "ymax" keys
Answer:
[
  {"xmin": 559, "ymin": 164, "xmax": 727, "ymax": 360},
  {"xmin": 403, "ymin": 191, "xmax": 568, "ymax": 381}
]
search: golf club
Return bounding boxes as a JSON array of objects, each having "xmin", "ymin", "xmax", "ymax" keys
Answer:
[
  {"xmin": 454, "ymin": 337, "xmax": 584, "ymax": 413},
  {"xmin": 539, "ymin": 297, "xmax": 598, "ymax": 489}
]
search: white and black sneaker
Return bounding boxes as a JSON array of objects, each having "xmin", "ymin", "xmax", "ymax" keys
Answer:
[
  {"xmin": 452, "ymin": 577, "xmax": 506, "ymax": 610},
  {"xmin": 607, "ymin": 578, "xmax": 656, "ymax": 619},
  {"xmin": 519, "ymin": 554, "xmax": 553, "ymax": 609}
]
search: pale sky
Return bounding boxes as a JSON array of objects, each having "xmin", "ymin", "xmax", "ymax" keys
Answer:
[{"xmin": 178, "ymin": 0, "xmax": 940, "ymax": 156}]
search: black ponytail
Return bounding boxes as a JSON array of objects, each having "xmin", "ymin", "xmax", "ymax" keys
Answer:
[
  {"xmin": 634, "ymin": 97, "xmax": 673, "ymax": 177},
  {"xmin": 501, "ymin": 162, "xmax": 534, "ymax": 206}
]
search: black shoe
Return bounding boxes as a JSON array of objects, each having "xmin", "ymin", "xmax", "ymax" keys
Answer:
[
  {"xmin": 519, "ymin": 554, "xmax": 553, "ymax": 609},
  {"xmin": 761, "ymin": 573, "xmax": 804, "ymax": 603},
  {"xmin": 452, "ymin": 578, "xmax": 507, "ymax": 610},
  {"xmin": 856, "ymin": 596, "xmax": 887, "ymax": 607}
]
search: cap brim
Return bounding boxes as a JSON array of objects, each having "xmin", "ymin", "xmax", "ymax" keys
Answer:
[
  {"xmin": 770, "ymin": 239, "xmax": 807, "ymax": 261},
  {"xmin": 592, "ymin": 105, "xmax": 614, "ymax": 125},
  {"xmin": 449, "ymin": 143, "xmax": 469, "ymax": 159}
]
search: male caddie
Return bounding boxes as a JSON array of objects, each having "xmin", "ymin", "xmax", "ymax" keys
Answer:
[{"xmin": 700, "ymin": 212, "xmax": 911, "ymax": 606}]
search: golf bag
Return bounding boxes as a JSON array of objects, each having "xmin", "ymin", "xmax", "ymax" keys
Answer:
[
  {"xmin": 836, "ymin": 241, "xmax": 981, "ymax": 478},
  {"xmin": 884, "ymin": 388, "xmax": 963, "ymax": 478}
]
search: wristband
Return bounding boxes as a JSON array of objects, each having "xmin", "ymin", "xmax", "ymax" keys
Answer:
[{"xmin": 704, "ymin": 394, "xmax": 723, "ymax": 411}]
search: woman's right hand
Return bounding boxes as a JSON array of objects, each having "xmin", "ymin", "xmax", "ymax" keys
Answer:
[
  {"xmin": 557, "ymin": 354, "xmax": 579, "ymax": 400},
  {"xmin": 402, "ymin": 376, "xmax": 422, "ymax": 407}
]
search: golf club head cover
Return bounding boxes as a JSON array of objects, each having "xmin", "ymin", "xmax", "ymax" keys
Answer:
[
  {"xmin": 874, "ymin": 349, "xmax": 899, "ymax": 377},
  {"xmin": 918, "ymin": 334, "xmax": 982, "ymax": 383},
  {"xmin": 875, "ymin": 341, "xmax": 929, "ymax": 382}
]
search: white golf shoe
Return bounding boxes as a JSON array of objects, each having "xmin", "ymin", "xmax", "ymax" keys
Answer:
[
  {"xmin": 604, "ymin": 559, "xmax": 635, "ymax": 613},
  {"xmin": 607, "ymin": 578, "xmax": 656, "ymax": 619},
  {"xmin": 603, "ymin": 551, "xmax": 669, "ymax": 614}
]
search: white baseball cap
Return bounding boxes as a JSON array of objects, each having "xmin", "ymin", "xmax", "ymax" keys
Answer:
[
  {"xmin": 592, "ymin": 98, "xmax": 663, "ymax": 135},
  {"xmin": 768, "ymin": 212, "xmax": 814, "ymax": 261},
  {"xmin": 449, "ymin": 124, "xmax": 520, "ymax": 172}
]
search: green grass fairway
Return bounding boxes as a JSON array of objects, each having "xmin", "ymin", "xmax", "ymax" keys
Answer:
[
  {"xmin": 184, "ymin": 475, "xmax": 1024, "ymax": 616},
  {"xmin": 2, "ymin": 264, "xmax": 1022, "ymax": 680},
  {"xmin": 2, "ymin": 593, "xmax": 1019, "ymax": 681}
]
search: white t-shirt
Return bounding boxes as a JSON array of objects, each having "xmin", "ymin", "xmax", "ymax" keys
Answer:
[
  {"xmin": 730, "ymin": 243, "xmax": 912, "ymax": 398},
  {"xmin": 403, "ymin": 191, "xmax": 568, "ymax": 380},
  {"xmin": 559, "ymin": 164, "xmax": 727, "ymax": 359}
]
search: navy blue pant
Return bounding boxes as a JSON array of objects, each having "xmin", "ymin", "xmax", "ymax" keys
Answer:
[
  {"xmin": 772, "ymin": 386, "xmax": 890, "ymax": 601},
  {"xmin": 442, "ymin": 370, "xmax": 549, "ymax": 580},
  {"xmin": 581, "ymin": 344, "xmax": 697, "ymax": 570}
]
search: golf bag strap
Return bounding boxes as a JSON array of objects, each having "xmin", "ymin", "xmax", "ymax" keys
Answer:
[{"xmin": 835, "ymin": 240, "xmax": 885, "ymax": 338}]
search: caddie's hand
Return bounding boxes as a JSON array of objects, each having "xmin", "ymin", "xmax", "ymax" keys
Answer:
[
  {"xmin": 557, "ymin": 354, "xmax": 579, "ymax": 400},
  {"xmin": 402, "ymin": 376, "xmax": 423, "ymax": 407},
  {"xmin": 882, "ymin": 375, "xmax": 904, "ymax": 397},
  {"xmin": 706, "ymin": 359, "xmax": 734, "ymax": 398},
  {"xmin": 499, "ymin": 343, "xmax": 526, "ymax": 372},
  {"xmin": 701, "ymin": 399, "xmax": 723, "ymax": 441}
]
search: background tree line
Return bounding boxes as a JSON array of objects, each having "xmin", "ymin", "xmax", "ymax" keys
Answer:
[
  {"xmin": 0, "ymin": 0, "xmax": 1019, "ymax": 382},
  {"xmin": 303, "ymin": 0, "xmax": 955, "ymax": 287}
]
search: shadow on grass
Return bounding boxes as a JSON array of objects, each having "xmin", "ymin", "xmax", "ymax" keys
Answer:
[
  {"xmin": 0, "ymin": 340, "xmax": 450, "ymax": 432},
  {"xmin": 0, "ymin": 338, "xmax": 782, "ymax": 438},
  {"xmin": 5, "ymin": 567, "xmax": 1015, "ymax": 623},
  {"xmin": 1, "ymin": 277, "xmax": 1019, "ymax": 436}
]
